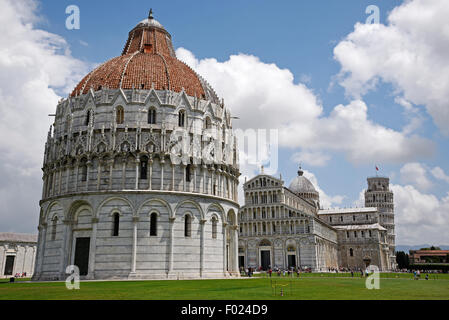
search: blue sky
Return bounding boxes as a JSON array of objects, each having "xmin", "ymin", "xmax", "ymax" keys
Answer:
[
  {"xmin": 1, "ymin": 0, "xmax": 448, "ymax": 244},
  {"xmin": 37, "ymin": 0, "xmax": 422, "ymax": 198}
]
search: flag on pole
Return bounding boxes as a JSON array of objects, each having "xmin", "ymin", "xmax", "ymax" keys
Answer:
[{"xmin": 376, "ymin": 165, "xmax": 379, "ymax": 171}]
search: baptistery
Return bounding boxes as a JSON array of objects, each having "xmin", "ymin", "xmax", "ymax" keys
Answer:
[{"xmin": 33, "ymin": 11, "xmax": 240, "ymax": 281}]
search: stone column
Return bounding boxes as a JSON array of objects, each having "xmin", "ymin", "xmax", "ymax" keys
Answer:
[
  {"xmin": 87, "ymin": 217, "xmax": 98, "ymax": 279},
  {"xmin": 51, "ymin": 170, "xmax": 56, "ymax": 196},
  {"xmin": 168, "ymin": 217, "xmax": 175, "ymax": 275},
  {"xmin": 193, "ymin": 165, "xmax": 197, "ymax": 193},
  {"xmin": 34, "ymin": 223, "xmax": 47, "ymax": 280},
  {"xmin": 130, "ymin": 216, "xmax": 139, "ymax": 274},
  {"xmin": 148, "ymin": 159, "xmax": 153, "ymax": 190},
  {"xmin": 58, "ymin": 168, "xmax": 62, "ymax": 195},
  {"xmin": 233, "ymin": 225, "xmax": 239, "ymax": 273},
  {"xmin": 121, "ymin": 158, "xmax": 126, "ymax": 189},
  {"xmin": 31, "ymin": 246, "xmax": 36, "ymax": 275},
  {"xmin": 182, "ymin": 164, "xmax": 186, "ymax": 192},
  {"xmin": 74, "ymin": 163, "xmax": 79, "ymax": 192},
  {"xmin": 108, "ymin": 159, "xmax": 114, "ymax": 190},
  {"xmin": 59, "ymin": 220, "xmax": 73, "ymax": 278},
  {"xmin": 160, "ymin": 158, "xmax": 165, "ymax": 190},
  {"xmin": 202, "ymin": 165, "xmax": 207, "ymax": 194},
  {"xmin": 0, "ymin": 245, "xmax": 5, "ymax": 277},
  {"xmin": 86, "ymin": 160, "xmax": 92, "ymax": 191},
  {"xmin": 171, "ymin": 164, "xmax": 175, "ymax": 191},
  {"xmin": 222, "ymin": 222, "xmax": 228, "ymax": 273},
  {"xmin": 217, "ymin": 170, "xmax": 221, "ymax": 197},
  {"xmin": 135, "ymin": 157, "xmax": 140, "ymax": 190},
  {"xmin": 65, "ymin": 165, "xmax": 70, "ymax": 193},
  {"xmin": 97, "ymin": 161, "xmax": 102, "ymax": 191},
  {"xmin": 200, "ymin": 219, "xmax": 206, "ymax": 277}
]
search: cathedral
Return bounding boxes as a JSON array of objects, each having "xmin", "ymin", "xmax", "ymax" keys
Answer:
[
  {"xmin": 238, "ymin": 167, "xmax": 396, "ymax": 271},
  {"xmin": 32, "ymin": 11, "xmax": 240, "ymax": 281}
]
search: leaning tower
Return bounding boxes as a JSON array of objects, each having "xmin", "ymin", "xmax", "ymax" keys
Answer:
[
  {"xmin": 364, "ymin": 177, "xmax": 396, "ymax": 269},
  {"xmin": 32, "ymin": 11, "xmax": 241, "ymax": 281}
]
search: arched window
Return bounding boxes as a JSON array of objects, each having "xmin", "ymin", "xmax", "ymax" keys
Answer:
[
  {"xmin": 178, "ymin": 110, "xmax": 185, "ymax": 127},
  {"xmin": 80, "ymin": 159, "xmax": 88, "ymax": 182},
  {"xmin": 205, "ymin": 117, "xmax": 211, "ymax": 129},
  {"xmin": 184, "ymin": 215, "xmax": 191, "ymax": 237},
  {"xmin": 85, "ymin": 110, "xmax": 92, "ymax": 126},
  {"xmin": 112, "ymin": 212, "xmax": 120, "ymax": 236},
  {"xmin": 51, "ymin": 216, "xmax": 58, "ymax": 241},
  {"xmin": 116, "ymin": 106, "xmax": 124, "ymax": 124},
  {"xmin": 186, "ymin": 164, "xmax": 191, "ymax": 182},
  {"xmin": 65, "ymin": 115, "xmax": 71, "ymax": 132},
  {"xmin": 140, "ymin": 157, "xmax": 148, "ymax": 179},
  {"xmin": 212, "ymin": 217, "xmax": 217, "ymax": 239},
  {"xmin": 349, "ymin": 248, "xmax": 354, "ymax": 257},
  {"xmin": 148, "ymin": 108, "xmax": 156, "ymax": 124},
  {"xmin": 150, "ymin": 213, "xmax": 157, "ymax": 236}
]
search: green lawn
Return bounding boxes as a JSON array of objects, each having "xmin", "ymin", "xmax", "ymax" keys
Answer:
[{"xmin": 0, "ymin": 275, "xmax": 448, "ymax": 300}]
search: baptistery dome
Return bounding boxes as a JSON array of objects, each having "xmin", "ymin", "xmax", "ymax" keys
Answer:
[
  {"xmin": 33, "ymin": 11, "xmax": 240, "ymax": 281},
  {"xmin": 289, "ymin": 167, "xmax": 320, "ymax": 208},
  {"xmin": 71, "ymin": 10, "xmax": 219, "ymax": 104}
]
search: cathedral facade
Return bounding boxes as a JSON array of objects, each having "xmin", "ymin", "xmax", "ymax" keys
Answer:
[
  {"xmin": 238, "ymin": 168, "xmax": 395, "ymax": 271},
  {"xmin": 33, "ymin": 12, "xmax": 240, "ymax": 281}
]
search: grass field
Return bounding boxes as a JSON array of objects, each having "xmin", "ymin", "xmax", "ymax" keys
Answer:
[{"xmin": 0, "ymin": 274, "xmax": 448, "ymax": 300}]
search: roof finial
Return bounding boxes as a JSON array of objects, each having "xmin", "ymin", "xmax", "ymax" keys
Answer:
[
  {"xmin": 298, "ymin": 164, "xmax": 304, "ymax": 176},
  {"xmin": 148, "ymin": 8, "xmax": 154, "ymax": 19}
]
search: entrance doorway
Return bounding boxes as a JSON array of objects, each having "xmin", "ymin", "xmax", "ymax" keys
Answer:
[
  {"xmin": 239, "ymin": 256, "xmax": 245, "ymax": 269},
  {"xmin": 4, "ymin": 256, "xmax": 15, "ymax": 275},
  {"xmin": 288, "ymin": 255, "xmax": 296, "ymax": 269},
  {"xmin": 74, "ymin": 237, "xmax": 90, "ymax": 276},
  {"xmin": 261, "ymin": 250, "xmax": 270, "ymax": 270}
]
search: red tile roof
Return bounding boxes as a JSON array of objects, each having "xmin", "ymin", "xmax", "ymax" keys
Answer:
[{"xmin": 70, "ymin": 16, "xmax": 207, "ymax": 99}]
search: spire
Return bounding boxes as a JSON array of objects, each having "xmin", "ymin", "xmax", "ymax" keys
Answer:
[{"xmin": 148, "ymin": 8, "xmax": 154, "ymax": 20}]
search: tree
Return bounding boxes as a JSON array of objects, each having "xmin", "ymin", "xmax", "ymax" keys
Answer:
[{"xmin": 396, "ymin": 251, "xmax": 410, "ymax": 269}]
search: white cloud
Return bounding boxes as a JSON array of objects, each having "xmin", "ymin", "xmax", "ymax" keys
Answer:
[
  {"xmin": 0, "ymin": 0, "xmax": 89, "ymax": 233},
  {"xmin": 334, "ymin": 0, "xmax": 449, "ymax": 135},
  {"xmin": 392, "ymin": 184, "xmax": 449, "ymax": 245},
  {"xmin": 302, "ymin": 170, "xmax": 345, "ymax": 209},
  {"xmin": 431, "ymin": 167, "xmax": 449, "ymax": 184},
  {"xmin": 400, "ymin": 162, "xmax": 433, "ymax": 191},
  {"xmin": 291, "ymin": 150, "xmax": 330, "ymax": 167},
  {"xmin": 177, "ymin": 49, "xmax": 434, "ymax": 165}
]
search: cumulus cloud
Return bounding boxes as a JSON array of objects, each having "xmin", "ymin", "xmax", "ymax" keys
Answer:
[
  {"xmin": 177, "ymin": 48, "xmax": 434, "ymax": 165},
  {"xmin": 0, "ymin": 0, "xmax": 89, "ymax": 233},
  {"xmin": 334, "ymin": 0, "xmax": 449, "ymax": 135},
  {"xmin": 392, "ymin": 184, "xmax": 449, "ymax": 245},
  {"xmin": 431, "ymin": 167, "xmax": 449, "ymax": 184},
  {"xmin": 400, "ymin": 162, "xmax": 433, "ymax": 191},
  {"xmin": 291, "ymin": 150, "xmax": 330, "ymax": 167},
  {"xmin": 302, "ymin": 170, "xmax": 345, "ymax": 209}
]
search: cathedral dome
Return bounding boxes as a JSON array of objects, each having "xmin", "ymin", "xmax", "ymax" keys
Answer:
[
  {"xmin": 289, "ymin": 167, "xmax": 317, "ymax": 194},
  {"xmin": 70, "ymin": 10, "xmax": 219, "ymax": 103}
]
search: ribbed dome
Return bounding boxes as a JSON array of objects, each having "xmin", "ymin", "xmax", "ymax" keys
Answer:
[
  {"xmin": 289, "ymin": 167, "xmax": 318, "ymax": 194},
  {"xmin": 70, "ymin": 10, "xmax": 219, "ymax": 103}
]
